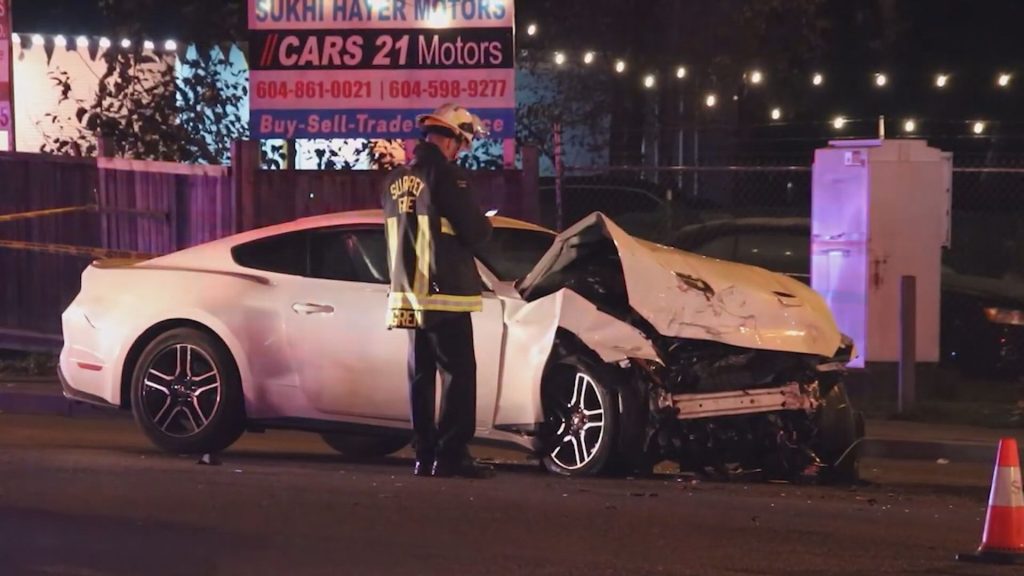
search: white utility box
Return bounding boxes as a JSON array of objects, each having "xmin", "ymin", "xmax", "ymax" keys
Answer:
[{"xmin": 811, "ymin": 139, "xmax": 952, "ymax": 368}]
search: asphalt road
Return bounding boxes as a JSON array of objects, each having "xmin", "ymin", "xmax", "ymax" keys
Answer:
[{"xmin": 0, "ymin": 414, "xmax": 1017, "ymax": 576}]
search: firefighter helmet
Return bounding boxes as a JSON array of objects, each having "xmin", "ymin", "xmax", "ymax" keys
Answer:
[{"xmin": 417, "ymin": 103, "xmax": 488, "ymax": 151}]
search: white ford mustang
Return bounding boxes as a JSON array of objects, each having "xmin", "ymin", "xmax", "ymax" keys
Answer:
[{"xmin": 60, "ymin": 210, "xmax": 862, "ymax": 479}]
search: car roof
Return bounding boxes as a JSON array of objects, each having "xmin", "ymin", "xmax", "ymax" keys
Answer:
[
  {"xmin": 294, "ymin": 209, "xmax": 554, "ymax": 234},
  {"xmin": 224, "ymin": 209, "xmax": 554, "ymax": 247},
  {"xmin": 144, "ymin": 209, "xmax": 556, "ymax": 267}
]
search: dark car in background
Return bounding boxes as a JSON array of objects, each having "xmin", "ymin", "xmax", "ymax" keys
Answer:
[
  {"xmin": 537, "ymin": 174, "xmax": 724, "ymax": 236},
  {"xmin": 671, "ymin": 218, "xmax": 1024, "ymax": 380}
]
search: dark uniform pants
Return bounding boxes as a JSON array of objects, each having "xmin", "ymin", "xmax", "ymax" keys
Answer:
[{"xmin": 407, "ymin": 313, "xmax": 476, "ymax": 464}]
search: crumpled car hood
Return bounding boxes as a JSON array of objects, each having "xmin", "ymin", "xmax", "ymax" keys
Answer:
[{"xmin": 517, "ymin": 213, "xmax": 843, "ymax": 358}]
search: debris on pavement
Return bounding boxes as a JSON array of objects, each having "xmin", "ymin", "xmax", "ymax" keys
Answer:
[{"xmin": 197, "ymin": 453, "xmax": 221, "ymax": 466}]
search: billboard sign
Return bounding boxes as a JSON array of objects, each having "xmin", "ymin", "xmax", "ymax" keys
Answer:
[{"xmin": 247, "ymin": 0, "xmax": 516, "ymax": 140}]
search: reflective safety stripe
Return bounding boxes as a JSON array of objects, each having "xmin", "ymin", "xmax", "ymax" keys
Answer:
[
  {"xmin": 414, "ymin": 214, "xmax": 432, "ymax": 296},
  {"xmin": 989, "ymin": 466, "xmax": 1024, "ymax": 508},
  {"xmin": 385, "ymin": 217, "xmax": 399, "ymax": 270},
  {"xmin": 440, "ymin": 218, "xmax": 455, "ymax": 235},
  {"xmin": 388, "ymin": 291, "xmax": 482, "ymax": 313}
]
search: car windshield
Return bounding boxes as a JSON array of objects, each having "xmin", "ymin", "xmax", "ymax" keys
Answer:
[{"xmin": 477, "ymin": 227, "xmax": 556, "ymax": 282}]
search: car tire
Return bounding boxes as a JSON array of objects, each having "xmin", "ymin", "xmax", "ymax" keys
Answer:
[
  {"xmin": 607, "ymin": 375, "xmax": 657, "ymax": 477},
  {"xmin": 816, "ymin": 380, "xmax": 863, "ymax": 483},
  {"xmin": 321, "ymin": 433, "xmax": 410, "ymax": 458},
  {"xmin": 540, "ymin": 358, "xmax": 620, "ymax": 477},
  {"xmin": 130, "ymin": 327, "xmax": 246, "ymax": 454}
]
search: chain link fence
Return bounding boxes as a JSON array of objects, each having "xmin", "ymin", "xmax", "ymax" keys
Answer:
[{"xmin": 548, "ymin": 157, "xmax": 1024, "ymax": 284}]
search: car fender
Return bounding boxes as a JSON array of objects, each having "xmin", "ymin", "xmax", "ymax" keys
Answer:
[
  {"xmin": 493, "ymin": 288, "xmax": 660, "ymax": 429},
  {"xmin": 107, "ymin": 305, "xmax": 258, "ymax": 409}
]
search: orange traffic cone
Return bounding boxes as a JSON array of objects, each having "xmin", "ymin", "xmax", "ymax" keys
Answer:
[{"xmin": 957, "ymin": 437, "xmax": 1024, "ymax": 565}]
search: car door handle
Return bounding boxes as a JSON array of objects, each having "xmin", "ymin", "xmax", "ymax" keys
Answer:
[{"xmin": 292, "ymin": 302, "xmax": 335, "ymax": 315}]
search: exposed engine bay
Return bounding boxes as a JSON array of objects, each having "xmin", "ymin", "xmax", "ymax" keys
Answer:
[{"xmin": 516, "ymin": 214, "xmax": 863, "ymax": 482}]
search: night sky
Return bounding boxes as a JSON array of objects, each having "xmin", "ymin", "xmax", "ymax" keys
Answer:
[
  {"xmin": 10, "ymin": 0, "xmax": 1024, "ymax": 139},
  {"xmin": 14, "ymin": 0, "xmax": 124, "ymax": 36},
  {"xmin": 14, "ymin": 0, "xmax": 1023, "ymax": 64}
]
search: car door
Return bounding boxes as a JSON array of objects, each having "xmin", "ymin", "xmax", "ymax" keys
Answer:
[
  {"xmin": 285, "ymin": 225, "xmax": 505, "ymax": 431},
  {"xmin": 283, "ymin": 225, "xmax": 409, "ymax": 422}
]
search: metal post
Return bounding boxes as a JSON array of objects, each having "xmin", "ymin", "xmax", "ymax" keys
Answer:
[
  {"xmin": 651, "ymin": 98, "xmax": 659, "ymax": 184},
  {"xmin": 96, "ymin": 133, "xmax": 115, "ymax": 158},
  {"xmin": 899, "ymin": 275, "xmax": 917, "ymax": 413},
  {"xmin": 692, "ymin": 78, "xmax": 700, "ymax": 198},
  {"xmin": 692, "ymin": 128, "xmax": 700, "ymax": 198},
  {"xmin": 677, "ymin": 95, "xmax": 684, "ymax": 191},
  {"xmin": 285, "ymin": 139, "xmax": 297, "ymax": 170},
  {"xmin": 520, "ymin": 144, "xmax": 541, "ymax": 224},
  {"xmin": 231, "ymin": 139, "xmax": 260, "ymax": 233},
  {"xmin": 502, "ymin": 138, "xmax": 516, "ymax": 169},
  {"xmin": 553, "ymin": 122, "xmax": 564, "ymax": 231}
]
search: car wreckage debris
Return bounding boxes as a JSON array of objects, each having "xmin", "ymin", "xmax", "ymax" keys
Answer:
[{"xmin": 521, "ymin": 215, "xmax": 863, "ymax": 483}]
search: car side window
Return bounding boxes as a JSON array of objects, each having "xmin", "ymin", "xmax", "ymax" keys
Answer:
[
  {"xmin": 309, "ymin": 228, "xmax": 389, "ymax": 284},
  {"xmin": 231, "ymin": 231, "xmax": 309, "ymax": 276},
  {"xmin": 475, "ymin": 227, "xmax": 556, "ymax": 282}
]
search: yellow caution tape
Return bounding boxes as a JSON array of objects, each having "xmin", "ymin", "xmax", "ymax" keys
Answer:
[
  {"xmin": 0, "ymin": 204, "xmax": 167, "ymax": 224},
  {"xmin": 0, "ymin": 205, "xmax": 97, "ymax": 223},
  {"xmin": 0, "ymin": 239, "xmax": 156, "ymax": 260}
]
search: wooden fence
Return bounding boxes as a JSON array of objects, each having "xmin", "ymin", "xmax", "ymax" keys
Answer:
[
  {"xmin": 0, "ymin": 155, "xmax": 234, "ymax": 349},
  {"xmin": 97, "ymin": 158, "xmax": 233, "ymax": 254},
  {"xmin": 232, "ymin": 141, "xmax": 541, "ymax": 231},
  {"xmin": 0, "ymin": 143, "xmax": 541, "ymax": 351},
  {"xmin": 0, "ymin": 153, "xmax": 100, "ymax": 350}
]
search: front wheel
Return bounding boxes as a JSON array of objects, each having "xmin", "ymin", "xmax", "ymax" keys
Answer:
[
  {"xmin": 130, "ymin": 328, "xmax": 246, "ymax": 454},
  {"xmin": 540, "ymin": 360, "xmax": 619, "ymax": 476},
  {"xmin": 815, "ymin": 380, "xmax": 863, "ymax": 483}
]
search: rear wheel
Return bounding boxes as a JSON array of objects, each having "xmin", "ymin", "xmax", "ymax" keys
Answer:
[
  {"xmin": 541, "ymin": 359, "xmax": 620, "ymax": 476},
  {"xmin": 130, "ymin": 328, "xmax": 246, "ymax": 454},
  {"xmin": 321, "ymin": 433, "xmax": 410, "ymax": 458}
]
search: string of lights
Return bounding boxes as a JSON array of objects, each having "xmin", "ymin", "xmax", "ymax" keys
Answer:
[
  {"xmin": 523, "ymin": 22, "xmax": 1013, "ymax": 91},
  {"xmin": 522, "ymin": 21, "xmax": 1013, "ymax": 134},
  {"xmin": 11, "ymin": 33, "xmax": 179, "ymax": 53}
]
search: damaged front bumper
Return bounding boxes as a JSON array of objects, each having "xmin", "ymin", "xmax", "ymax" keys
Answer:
[{"xmin": 667, "ymin": 383, "xmax": 821, "ymax": 420}]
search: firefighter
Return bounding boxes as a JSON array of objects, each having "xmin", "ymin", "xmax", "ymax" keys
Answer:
[{"xmin": 380, "ymin": 103, "xmax": 494, "ymax": 478}]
